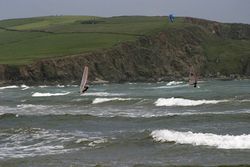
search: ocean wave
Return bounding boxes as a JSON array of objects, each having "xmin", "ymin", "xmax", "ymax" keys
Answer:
[
  {"xmin": 166, "ymin": 81, "xmax": 184, "ymax": 86},
  {"xmin": 240, "ymin": 99, "xmax": 250, "ymax": 102},
  {"xmin": 158, "ymin": 110, "xmax": 250, "ymax": 117},
  {"xmin": 92, "ymin": 97, "xmax": 138, "ymax": 104},
  {"xmin": 83, "ymin": 92, "xmax": 124, "ymax": 97},
  {"xmin": 32, "ymin": 92, "xmax": 70, "ymax": 97},
  {"xmin": 0, "ymin": 128, "xmax": 108, "ymax": 159},
  {"xmin": 38, "ymin": 85, "xmax": 49, "ymax": 88},
  {"xmin": 155, "ymin": 97, "xmax": 228, "ymax": 106},
  {"xmin": 0, "ymin": 85, "xmax": 19, "ymax": 90},
  {"xmin": 1, "ymin": 104, "xmax": 74, "ymax": 116},
  {"xmin": 67, "ymin": 85, "xmax": 78, "ymax": 87},
  {"xmin": 76, "ymin": 137, "xmax": 108, "ymax": 147},
  {"xmin": 151, "ymin": 129, "xmax": 250, "ymax": 149},
  {"xmin": 155, "ymin": 84, "xmax": 189, "ymax": 89},
  {"xmin": 1, "ymin": 109, "xmax": 249, "ymax": 119},
  {"xmin": 21, "ymin": 84, "xmax": 30, "ymax": 90},
  {"xmin": 17, "ymin": 104, "xmax": 49, "ymax": 109}
]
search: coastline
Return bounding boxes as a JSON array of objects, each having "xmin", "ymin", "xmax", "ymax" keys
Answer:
[{"xmin": 0, "ymin": 75, "xmax": 249, "ymax": 87}]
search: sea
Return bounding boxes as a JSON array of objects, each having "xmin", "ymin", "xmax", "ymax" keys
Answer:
[{"xmin": 0, "ymin": 80, "xmax": 250, "ymax": 167}]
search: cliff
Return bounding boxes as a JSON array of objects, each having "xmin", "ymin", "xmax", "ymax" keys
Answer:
[{"xmin": 0, "ymin": 17, "xmax": 250, "ymax": 85}]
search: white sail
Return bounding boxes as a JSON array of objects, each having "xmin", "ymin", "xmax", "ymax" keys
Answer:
[{"xmin": 80, "ymin": 66, "xmax": 88, "ymax": 93}]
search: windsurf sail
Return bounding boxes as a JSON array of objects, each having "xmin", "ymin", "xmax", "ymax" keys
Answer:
[
  {"xmin": 80, "ymin": 66, "xmax": 88, "ymax": 93},
  {"xmin": 189, "ymin": 66, "xmax": 197, "ymax": 86}
]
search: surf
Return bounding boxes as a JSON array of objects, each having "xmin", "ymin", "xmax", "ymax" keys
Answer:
[
  {"xmin": 32, "ymin": 92, "xmax": 70, "ymax": 97},
  {"xmin": 151, "ymin": 129, "xmax": 250, "ymax": 149},
  {"xmin": 0, "ymin": 85, "xmax": 19, "ymax": 90},
  {"xmin": 92, "ymin": 97, "xmax": 137, "ymax": 104},
  {"xmin": 155, "ymin": 97, "xmax": 229, "ymax": 106}
]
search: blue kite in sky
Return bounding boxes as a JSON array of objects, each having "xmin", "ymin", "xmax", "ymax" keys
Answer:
[{"xmin": 169, "ymin": 14, "xmax": 175, "ymax": 23}]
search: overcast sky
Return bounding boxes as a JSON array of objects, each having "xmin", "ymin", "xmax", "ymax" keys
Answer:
[{"xmin": 0, "ymin": 0, "xmax": 249, "ymax": 24}]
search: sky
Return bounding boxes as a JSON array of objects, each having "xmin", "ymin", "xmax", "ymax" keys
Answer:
[{"xmin": 0, "ymin": 0, "xmax": 250, "ymax": 24}]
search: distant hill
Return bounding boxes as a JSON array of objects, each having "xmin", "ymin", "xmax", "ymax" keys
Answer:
[
  {"xmin": 0, "ymin": 16, "xmax": 249, "ymax": 85},
  {"xmin": 0, "ymin": 16, "xmax": 169, "ymax": 65}
]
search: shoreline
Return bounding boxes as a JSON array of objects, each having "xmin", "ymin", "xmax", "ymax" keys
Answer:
[{"xmin": 0, "ymin": 76, "xmax": 249, "ymax": 87}]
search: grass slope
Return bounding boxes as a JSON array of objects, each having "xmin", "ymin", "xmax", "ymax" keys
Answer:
[
  {"xmin": 0, "ymin": 16, "xmax": 175, "ymax": 65},
  {"xmin": 203, "ymin": 37, "xmax": 250, "ymax": 75},
  {"xmin": 0, "ymin": 15, "xmax": 249, "ymax": 73}
]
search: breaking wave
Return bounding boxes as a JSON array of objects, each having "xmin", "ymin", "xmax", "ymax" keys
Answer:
[
  {"xmin": 155, "ymin": 97, "xmax": 228, "ymax": 106},
  {"xmin": 38, "ymin": 85, "xmax": 49, "ymax": 88},
  {"xmin": 151, "ymin": 129, "xmax": 250, "ymax": 149},
  {"xmin": 92, "ymin": 98, "xmax": 137, "ymax": 104},
  {"xmin": 32, "ymin": 92, "xmax": 70, "ymax": 97},
  {"xmin": 0, "ymin": 128, "xmax": 108, "ymax": 159},
  {"xmin": 83, "ymin": 92, "xmax": 124, "ymax": 97},
  {"xmin": 155, "ymin": 81, "xmax": 189, "ymax": 89},
  {"xmin": 21, "ymin": 84, "xmax": 30, "ymax": 90},
  {"xmin": 0, "ymin": 85, "xmax": 19, "ymax": 90},
  {"xmin": 166, "ymin": 81, "xmax": 184, "ymax": 86}
]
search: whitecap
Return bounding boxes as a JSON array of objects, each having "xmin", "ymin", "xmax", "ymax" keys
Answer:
[
  {"xmin": 151, "ymin": 129, "xmax": 250, "ymax": 149},
  {"xmin": 32, "ymin": 92, "xmax": 70, "ymax": 97},
  {"xmin": 0, "ymin": 128, "xmax": 108, "ymax": 159},
  {"xmin": 38, "ymin": 85, "xmax": 49, "ymax": 88},
  {"xmin": 17, "ymin": 104, "xmax": 48, "ymax": 109},
  {"xmin": 155, "ymin": 97, "xmax": 228, "ymax": 106},
  {"xmin": 166, "ymin": 81, "xmax": 184, "ymax": 86},
  {"xmin": 21, "ymin": 84, "xmax": 30, "ymax": 90},
  {"xmin": 0, "ymin": 85, "xmax": 19, "ymax": 90},
  {"xmin": 83, "ymin": 92, "xmax": 124, "ymax": 97},
  {"xmin": 88, "ymin": 138, "xmax": 108, "ymax": 147},
  {"xmin": 92, "ymin": 97, "xmax": 136, "ymax": 104}
]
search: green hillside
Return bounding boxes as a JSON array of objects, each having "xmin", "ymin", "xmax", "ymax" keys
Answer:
[
  {"xmin": 203, "ymin": 38, "xmax": 250, "ymax": 75},
  {"xmin": 0, "ymin": 15, "xmax": 249, "ymax": 78},
  {"xmin": 0, "ymin": 16, "xmax": 175, "ymax": 65}
]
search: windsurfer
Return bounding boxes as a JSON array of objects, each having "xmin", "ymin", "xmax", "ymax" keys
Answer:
[
  {"xmin": 80, "ymin": 66, "xmax": 89, "ymax": 95},
  {"xmin": 189, "ymin": 66, "xmax": 198, "ymax": 88},
  {"xmin": 81, "ymin": 85, "xmax": 89, "ymax": 93},
  {"xmin": 193, "ymin": 81, "xmax": 197, "ymax": 88}
]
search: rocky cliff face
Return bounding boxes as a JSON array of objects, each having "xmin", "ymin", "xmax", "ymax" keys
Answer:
[{"xmin": 0, "ymin": 18, "xmax": 249, "ymax": 85}]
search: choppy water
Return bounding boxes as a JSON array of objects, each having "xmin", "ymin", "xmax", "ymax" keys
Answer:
[{"xmin": 0, "ymin": 80, "xmax": 250, "ymax": 167}]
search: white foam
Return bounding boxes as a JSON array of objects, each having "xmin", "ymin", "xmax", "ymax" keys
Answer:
[
  {"xmin": 0, "ymin": 128, "xmax": 73, "ymax": 159},
  {"xmin": 57, "ymin": 85, "xmax": 65, "ymax": 88},
  {"xmin": 88, "ymin": 138, "xmax": 108, "ymax": 147},
  {"xmin": 92, "ymin": 97, "xmax": 135, "ymax": 104},
  {"xmin": 240, "ymin": 99, "xmax": 250, "ymax": 102},
  {"xmin": 151, "ymin": 129, "xmax": 250, "ymax": 149},
  {"xmin": 21, "ymin": 84, "xmax": 30, "ymax": 90},
  {"xmin": 83, "ymin": 92, "xmax": 124, "ymax": 97},
  {"xmin": 166, "ymin": 81, "xmax": 184, "ymax": 86},
  {"xmin": 32, "ymin": 92, "xmax": 70, "ymax": 97},
  {"xmin": 0, "ymin": 85, "xmax": 18, "ymax": 90},
  {"xmin": 17, "ymin": 104, "xmax": 48, "ymax": 109},
  {"xmin": 0, "ymin": 128, "xmax": 108, "ymax": 159},
  {"xmin": 156, "ymin": 84, "xmax": 189, "ymax": 89},
  {"xmin": 155, "ymin": 97, "xmax": 228, "ymax": 106},
  {"xmin": 38, "ymin": 85, "xmax": 49, "ymax": 88}
]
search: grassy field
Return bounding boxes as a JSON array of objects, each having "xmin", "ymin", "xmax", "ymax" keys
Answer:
[
  {"xmin": 0, "ymin": 15, "xmax": 179, "ymax": 65},
  {"xmin": 203, "ymin": 37, "xmax": 250, "ymax": 75},
  {"xmin": 0, "ymin": 15, "xmax": 249, "ymax": 68}
]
